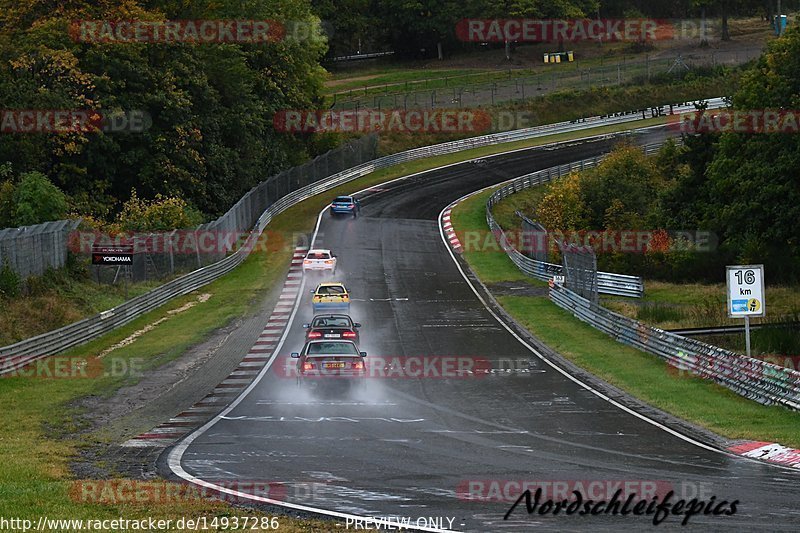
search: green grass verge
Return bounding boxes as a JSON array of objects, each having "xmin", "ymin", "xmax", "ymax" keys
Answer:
[
  {"xmin": 325, "ymin": 68, "xmax": 501, "ymax": 95},
  {"xmin": 0, "ymin": 114, "xmax": 665, "ymax": 347},
  {"xmin": 602, "ymin": 284, "xmax": 800, "ymax": 332},
  {"xmin": 451, "ymin": 184, "xmax": 800, "ymax": 448},
  {"xmin": 0, "ymin": 114, "xmax": 685, "ymax": 526},
  {"xmin": 448, "ymin": 188, "xmax": 535, "ymax": 285}
]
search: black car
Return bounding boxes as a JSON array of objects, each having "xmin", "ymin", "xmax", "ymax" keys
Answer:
[{"xmin": 303, "ymin": 314, "xmax": 361, "ymax": 344}]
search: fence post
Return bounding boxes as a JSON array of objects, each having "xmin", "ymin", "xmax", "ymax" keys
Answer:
[
  {"xmin": 168, "ymin": 229, "xmax": 176, "ymax": 275},
  {"xmin": 194, "ymin": 229, "xmax": 202, "ymax": 268}
]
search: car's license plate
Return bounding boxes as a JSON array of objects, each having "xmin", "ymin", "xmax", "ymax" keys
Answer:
[
  {"xmin": 325, "ymin": 362, "xmax": 345, "ymax": 369},
  {"xmin": 324, "ymin": 334, "xmax": 340, "ymax": 338}
]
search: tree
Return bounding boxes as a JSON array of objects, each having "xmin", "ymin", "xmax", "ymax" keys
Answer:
[
  {"xmin": 536, "ymin": 172, "xmax": 586, "ymax": 231},
  {"xmin": 700, "ymin": 27, "xmax": 800, "ymax": 279},
  {"xmin": 114, "ymin": 190, "xmax": 203, "ymax": 232},
  {"xmin": 0, "ymin": 0, "xmax": 329, "ymax": 221},
  {"xmin": 578, "ymin": 144, "xmax": 663, "ymax": 230},
  {"xmin": 0, "ymin": 180, "xmax": 14, "ymax": 228},
  {"xmin": 12, "ymin": 171, "xmax": 68, "ymax": 226}
]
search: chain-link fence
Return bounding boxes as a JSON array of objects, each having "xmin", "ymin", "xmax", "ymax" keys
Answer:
[
  {"xmin": 516, "ymin": 211, "xmax": 548, "ymax": 263},
  {"xmin": 559, "ymin": 241, "xmax": 599, "ymax": 305},
  {"xmin": 0, "ymin": 220, "xmax": 81, "ymax": 279},
  {"xmin": 1, "ymin": 135, "xmax": 378, "ymax": 284},
  {"xmin": 89, "ymin": 133, "xmax": 379, "ymax": 284},
  {"xmin": 331, "ymin": 48, "xmax": 761, "ymax": 111}
]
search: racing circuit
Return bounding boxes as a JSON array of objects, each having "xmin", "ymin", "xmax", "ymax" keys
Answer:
[{"xmin": 163, "ymin": 128, "xmax": 800, "ymax": 531}]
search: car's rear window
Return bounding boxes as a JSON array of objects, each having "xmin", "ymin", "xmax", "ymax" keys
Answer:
[
  {"xmin": 312, "ymin": 317, "xmax": 351, "ymax": 328},
  {"xmin": 317, "ymin": 285, "xmax": 346, "ymax": 295},
  {"xmin": 306, "ymin": 342, "xmax": 358, "ymax": 355},
  {"xmin": 333, "ymin": 196, "xmax": 352, "ymax": 203},
  {"xmin": 307, "ymin": 252, "xmax": 330, "ymax": 260}
]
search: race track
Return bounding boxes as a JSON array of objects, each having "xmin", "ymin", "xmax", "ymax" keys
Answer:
[{"xmin": 165, "ymin": 129, "xmax": 800, "ymax": 531}]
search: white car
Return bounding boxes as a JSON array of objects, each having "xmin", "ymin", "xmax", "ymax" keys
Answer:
[{"xmin": 302, "ymin": 249, "xmax": 337, "ymax": 272}]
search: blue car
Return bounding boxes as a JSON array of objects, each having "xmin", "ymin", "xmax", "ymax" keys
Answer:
[{"xmin": 330, "ymin": 195, "xmax": 361, "ymax": 217}]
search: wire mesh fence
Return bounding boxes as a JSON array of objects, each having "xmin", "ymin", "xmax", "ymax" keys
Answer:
[
  {"xmin": 1, "ymin": 134, "xmax": 378, "ymax": 285},
  {"xmin": 91, "ymin": 133, "xmax": 379, "ymax": 283},
  {"xmin": 331, "ymin": 48, "xmax": 761, "ymax": 112},
  {"xmin": 0, "ymin": 220, "xmax": 81, "ymax": 279},
  {"xmin": 516, "ymin": 211, "xmax": 548, "ymax": 263},
  {"xmin": 559, "ymin": 241, "xmax": 599, "ymax": 305}
]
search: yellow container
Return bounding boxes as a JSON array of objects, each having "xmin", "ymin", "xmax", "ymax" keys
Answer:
[
  {"xmin": 567, "ymin": 51, "xmax": 574, "ymax": 62},
  {"xmin": 555, "ymin": 54, "xmax": 561, "ymax": 63}
]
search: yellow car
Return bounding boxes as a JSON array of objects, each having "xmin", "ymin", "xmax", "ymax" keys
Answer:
[{"xmin": 311, "ymin": 282, "xmax": 351, "ymax": 312}]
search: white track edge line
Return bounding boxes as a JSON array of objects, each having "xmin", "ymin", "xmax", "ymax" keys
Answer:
[
  {"xmin": 438, "ymin": 189, "xmax": 799, "ymax": 473},
  {"xmin": 167, "ymin": 124, "xmax": 742, "ymax": 530},
  {"xmin": 168, "ymin": 197, "xmax": 453, "ymax": 532}
]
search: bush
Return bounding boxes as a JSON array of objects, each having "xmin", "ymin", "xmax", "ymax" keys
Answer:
[
  {"xmin": 115, "ymin": 190, "xmax": 204, "ymax": 232},
  {"xmin": 65, "ymin": 252, "xmax": 89, "ymax": 281},
  {"xmin": 0, "ymin": 180, "xmax": 14, "ymax": 228},
  {"xmin": 536, "ymin": 173, "xmax": 585, "ymax": 231},
  {"xmin": 26, "ymin": 267, "xmax": 71, "ymax": 297},
  {"xmin": 0, "ymin": 261, "xmax": 20, "ymax": 299},
  {"xmin": 12, "ymin": 171, "xmax": 68, "ymax": 226}
]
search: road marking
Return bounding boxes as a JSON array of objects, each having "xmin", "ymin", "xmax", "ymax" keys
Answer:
[
  {"xmin": 255, "ymin": 400, "xmax": 398, "ymax": 406},
  {"xmin": 424, "ymin": 429, "xmax": 530, "ymax": 434},
  {"xmin": 422, "ymin": 324, "xmax": 498, "ymax": 328},
  {"xmin": 220, "ymin": 416, "xmax": 425, "ymax": 423},
  {"xmin": 169, "ymin": 129, "xmax": 706, "ymax": 529},
  {"xmin": 438, "ymin": 192, "xmax": 799, "ymax": 473}
]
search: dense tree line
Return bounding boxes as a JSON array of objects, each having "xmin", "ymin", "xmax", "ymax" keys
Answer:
[
  {"xmin": 528, "ymin": 25, "xmax": 800, "ymax": 283},
  {"xmin": 0, "ymin": 0, "xmax": 328, "ymax": 226},
  {"xmin": 668, "ymin": 25, "xmax": 800, "ymax": 281},
  {"xmin": 0, "ymin": 0, "xmax": 794, "ymax": 233},
  {"xmin": 316, "ymin": 0, "xmax": 787, "ymax": 59}
]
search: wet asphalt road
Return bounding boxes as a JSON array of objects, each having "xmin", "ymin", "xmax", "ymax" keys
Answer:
[{"xmin": 171, "ymin": 129, "xmax": 800, "ymax": 531}]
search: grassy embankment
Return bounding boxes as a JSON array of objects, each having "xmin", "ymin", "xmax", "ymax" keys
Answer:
[
  {"xmin": 1, "ymin": 114, "xmax": 703, "ymax": 527},
  {"xmin": 451, "ymin": 187, "xmax": 800, "ymax": 447}
]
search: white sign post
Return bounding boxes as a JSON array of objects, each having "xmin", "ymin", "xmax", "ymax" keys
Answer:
[{"xmin": 726, "ymin": 264, "xmax": 765, "ymax": 357}]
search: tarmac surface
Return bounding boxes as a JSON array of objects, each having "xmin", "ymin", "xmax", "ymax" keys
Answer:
[{"xmin": 167, "ymin": 128, "xmax": 800, "ymax": 531}]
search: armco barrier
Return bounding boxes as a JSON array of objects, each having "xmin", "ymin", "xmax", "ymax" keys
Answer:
[
  {"xmin": 485, "ymin": 143, "xmax": 671, "ymax": 297},
  {"xmin": 550, "ymin": 283, "xmax": 800, "ymax": 410},
  {"xmin": 0, "ymin": 97, "xmax": 724, "ymax": 374}
]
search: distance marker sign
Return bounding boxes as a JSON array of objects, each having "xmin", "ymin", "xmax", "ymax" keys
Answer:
[{"xmin": 726, "ymin": 264, "xmax": 765, "ymax": 318}]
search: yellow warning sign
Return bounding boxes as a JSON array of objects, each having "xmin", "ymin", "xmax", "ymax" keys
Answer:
[{"xmin": 747, "ymin": 298, "xmax": 761, "ymax": 313}]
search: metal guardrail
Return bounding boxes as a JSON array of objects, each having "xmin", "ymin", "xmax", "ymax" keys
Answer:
[
  {"xmin": 0, "ymin": 97, "xmax": 725, "ymax": 374},
  {"xmin": 550, "ymin": 284, "xmax": 800, "ymax": 411},
  {"xmin": 485, "ymin": 143, "xmax": 672, "ymax": 297},
  {"xmin": 667, "ymin": 322, "xmax": 799, "ymax": 337}
]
